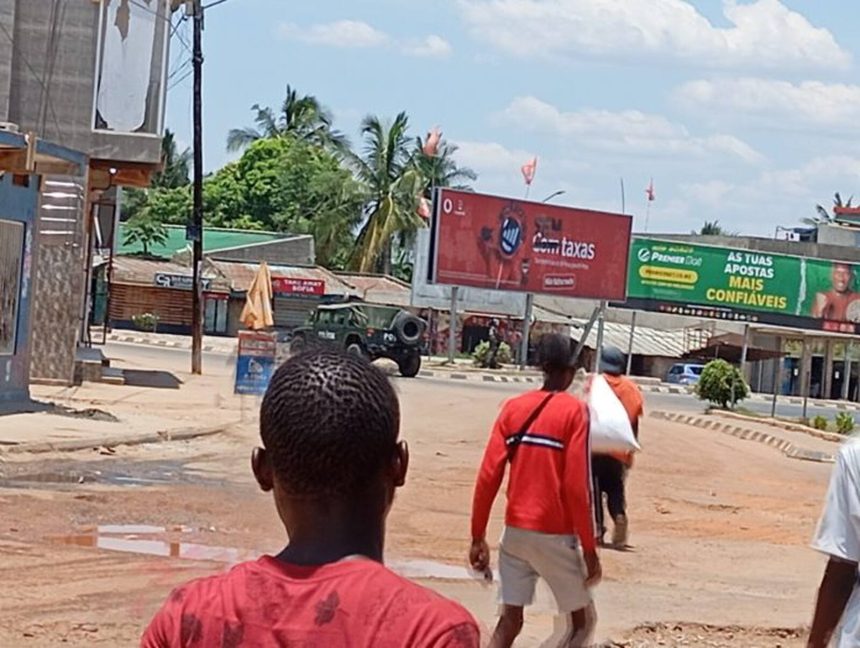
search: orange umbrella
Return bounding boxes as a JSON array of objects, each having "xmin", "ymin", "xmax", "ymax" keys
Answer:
[{"xmin": 239, "ymin": 261, "xmax": 274, "ymax": 330}]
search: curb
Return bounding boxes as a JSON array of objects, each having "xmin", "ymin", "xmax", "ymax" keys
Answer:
[
  {"xmin": 419, "ymin": 370, "xmax": 541, "ymax": 384},
  {"xmin": 0, "ymin": 422, "xmax": 233, "ymax": 455},
  {"xmin": 712, "ymin": 410, "xmax": 845, "ymax": 444},
  {"xmin": 107, "ymin": 335, "xmax": 228, "ymax": 354},
  {"xmin": 651, "ymin": 411, "xmax": 835, "ymax": 464}
]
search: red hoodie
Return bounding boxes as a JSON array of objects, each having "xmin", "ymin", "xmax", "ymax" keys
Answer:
[{"xmin": 471, "ymin": 390, "xmax": 595, "ymax": 553}]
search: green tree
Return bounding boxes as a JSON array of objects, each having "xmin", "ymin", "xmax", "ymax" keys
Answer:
[
  {"xmin": 695, "ymin": 359, "xmax": 749, "ymax": 409},
  {"xmin": 203, "ymin": 137, "xmax": 363, "ymax": 266},
  {"xmin": 122, "ymin": 129, "xmax": 190, "ymax": 222},
  {"xmin": 350, "ymin": 112, "xmax": 424, "ymax": 276},
  {"xmin": 122, "ymin": 214, "xmax": 168, "ymax": 257},
  {"xmin": 153, "ymin": 129, "xmax": 191, "ymax": 189},
  {"xmin": 226, "ymin": 85, "xmax": 347, "ymax": 153},
  {"xmin": 804, "ymin": 192, "xmax": 854, "ymax": 226},
  {"xmin": 694, "ymin": 220, "xmax": 737, "ymax": 236}
]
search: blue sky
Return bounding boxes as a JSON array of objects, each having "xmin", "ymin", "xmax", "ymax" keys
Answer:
[{"xmin": 165, "ymin": 0, "xmax": 860, "ymax": 236}]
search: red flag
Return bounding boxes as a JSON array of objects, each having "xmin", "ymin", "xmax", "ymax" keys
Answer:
[
  {"xmin": 521, "ymin": 157, "xmax": 537, "ymax": 186},
  {"xmin": 417, "ymin": 196, "xmax": 431, "ymax": 220},
  {"xmin": 422, "ymin": 127, "xmax": 441, "ymax": 157},
  {"xmin": 646, "ymin": 178, "xmax": 655, "ymax": 202}
]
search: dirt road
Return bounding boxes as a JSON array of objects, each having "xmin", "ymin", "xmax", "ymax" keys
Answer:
[{"xmin": 0, "ymin": 353, "xmax": 837, "ymax": 646}]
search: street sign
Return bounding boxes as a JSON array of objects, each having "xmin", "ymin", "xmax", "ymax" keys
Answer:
[
  {"xmin": 234, "ymin": 331, "xmax": 277, "ymax": 395},
  {"xmin": 154, "ymin": 273, "xmax": 211, "ymax": 291},
  {"xmin": 271, "ymin": 277, "xmax": 325, "ymax": 296},
  {"xmin": 429, "ymin": 188, "xmax": 631, "ymax": 300}
]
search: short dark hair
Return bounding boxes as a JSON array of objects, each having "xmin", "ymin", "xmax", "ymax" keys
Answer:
[
  {"xmin": 537, "ymin": 333, "xmax": 573, "ymax": 371},
  {"xmin": 260, "ymin": 349, "xmax": 400, "ymax": 498}
]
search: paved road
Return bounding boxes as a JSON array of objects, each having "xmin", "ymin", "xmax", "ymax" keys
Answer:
[{"xmin": 103, "ymin": 342, "xmax": 857, "ymax": 423}]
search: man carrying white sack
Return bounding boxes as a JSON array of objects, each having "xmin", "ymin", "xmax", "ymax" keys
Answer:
[{"xmin": 592, "ymin": 345, "xmax": 643, "ymax": 549}]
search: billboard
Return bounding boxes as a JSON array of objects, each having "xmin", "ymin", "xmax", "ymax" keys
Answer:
[
  {"xmin": 626, "ymin": 238, "xmax": 860, "ymax": 333},
  {"xmin": 429, "ymin": 189, "xmax": 632, "ymax": 300}
]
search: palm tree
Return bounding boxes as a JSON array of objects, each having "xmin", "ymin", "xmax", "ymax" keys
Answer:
[
  {"xmin": 804, "ymin": 192, "xmax": 854, "ymax": 226},
  {"xmin": 226, "ymin": 85, "xmax": 347, "ymax": 152},
  {"xmin": 413, "ymin": 138, "xmax": 477, "ymax": 196},
  {"xmin": 350, "ymin": 112, "xmax": 424, "ymax": 275},
  {"xmin": 694, "ymin": 220, "xmax": 737, "ymax": 236},
  {"xmin": 153, "ymin": 129, "xmax": 190, "ymax": 189}
]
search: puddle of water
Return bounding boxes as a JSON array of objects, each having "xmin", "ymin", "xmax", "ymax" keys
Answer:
[{"xmin": 52, "ymin": 527, "xmax": 478, "ymax": 581}]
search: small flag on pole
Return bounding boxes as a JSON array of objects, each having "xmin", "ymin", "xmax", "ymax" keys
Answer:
[
  {"xmin": 423, "ymin": 127, "xmax": 442, "ymax": 157},
  {"xmin": 521, "ymin": 157, "xmax": 538, "ymax": 186},
  {"xmin": 646, "ymin": 178, "xmax": 656, "ymax": 202}
]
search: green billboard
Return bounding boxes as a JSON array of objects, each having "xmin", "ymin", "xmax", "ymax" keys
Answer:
[{"xmin": 626, "ymin": 238, "xmax": 860, "ymax": 333}]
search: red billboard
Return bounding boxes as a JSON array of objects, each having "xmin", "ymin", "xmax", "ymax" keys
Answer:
[
  {"xmin": 271, "ymin": 277, "xmax": 326, "ymax": 296},
  {"xmin": 429, "ymin": 188, "xmax": 632, "ymax": 300}
]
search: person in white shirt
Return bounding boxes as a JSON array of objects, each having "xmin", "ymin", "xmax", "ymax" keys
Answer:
[{"xmin": 809, "ymin": 438, "xmax": 860, "ymax": 648}]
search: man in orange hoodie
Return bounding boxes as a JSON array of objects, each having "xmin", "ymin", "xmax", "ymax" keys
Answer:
[
  {"xmin": 469, "ymin": 334, "xmax": 600, "ymax": 648},
  {"xmin": 593, "ymin": 345, "xmax": 644, "ymax": 549}
]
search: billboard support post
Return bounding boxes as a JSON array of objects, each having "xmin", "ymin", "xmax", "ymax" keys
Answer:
[
  {"xmin": 770, "ymin": 336, "xmax": 782, "ymax": 418},
  {"xmin": 447, "ymin": 286, "xmax": 459, "ymax": 364},
  {"xmin": 572, "ymin": 306, "xmax": 601, "ymax": 366},
  {"xmin": 801, "ymin": 336, "xmax": 810, "ymax": 420},
  {"xmin": 519, "ymin": 293, "xmax": 533, "ymax": 370},
  {"xmin": 593, "ymin": 301, "xmax": 607, "ymax": 373},
  {"xmin": 626, "ymin": 311, "xmax": 637, "ymax": 375},
  {"xmin": 844, "ymin": 342, "xmax": 854, "ymax": 402}
]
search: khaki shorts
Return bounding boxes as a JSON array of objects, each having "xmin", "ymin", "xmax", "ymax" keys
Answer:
[{"xmin": 498, "ymin": 526, "xmax": 592, "ymax": 613}]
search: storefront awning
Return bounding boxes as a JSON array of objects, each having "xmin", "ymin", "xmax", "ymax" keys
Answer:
[{"xmin": 0, "ymin": 130, "xmax": 86, "ymax": 176}]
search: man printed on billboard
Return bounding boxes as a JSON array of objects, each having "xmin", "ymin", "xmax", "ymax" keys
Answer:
[{"xmin": 812, "ymin": 263, "xmax": 860, "ymax": 322}]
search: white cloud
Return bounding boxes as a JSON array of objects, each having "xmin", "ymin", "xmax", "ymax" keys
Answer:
[
  {"xmin": 458, "ymin": 0, "xmax": 850, "ymax": 70},
  {"xmin": 279, "ymin": 20, "xmax": 389, "ymax": 48},
  {"xmin": 455, "ymin": 140, "xmax": 534, "ymax": 173},
  {"xmin": 279, "ymin": 21, "xmax": 453, "ymax": 59},
  {"xmin": 676, "ymin": 78, "xmax": 860, "ymax": 130},
  {"xmin": 499, "ymin": 96, "xmax": 763, "ymax": 163},
  {"xmin": 403, "ymin": 35, "xmax": 453, "ymax": 59}
]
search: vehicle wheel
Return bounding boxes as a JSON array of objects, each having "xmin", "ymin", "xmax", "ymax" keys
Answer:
[
  {"xmin": 290, "ymin": 336, "xmax": 306, "ymax": 354},
  {"xmin": 346, "ymin": 343, "xmax": 367, "ymax": 359},
  {"xmin": 391, "ymin": 311, "xmax": 424, "ymax": 345},
  {"xmin": 398, "ymin": 353, "xmax": 421, "ymax": 378}
]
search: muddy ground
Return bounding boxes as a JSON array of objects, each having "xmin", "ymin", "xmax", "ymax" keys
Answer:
[{"xmin": 0, "ymin": 351, "xmax": 836, "ymax": 646}]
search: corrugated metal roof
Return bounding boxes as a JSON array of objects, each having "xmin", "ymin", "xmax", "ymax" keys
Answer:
[
  {"xmin": 571, "ymin": 318, "xmax": 687, "ymax": 358},
  {"xmin": 111, "ymin": 256, "xmax": 230, "ymax": 291},
  {"xmin": 335, "ymin": 273, "xmax": 411, "ymax": 307},
  {"xmin": 209, "ymin": 259, "xmax": 356, "ymax": 296}
]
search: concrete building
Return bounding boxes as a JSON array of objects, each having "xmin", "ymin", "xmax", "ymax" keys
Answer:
[
  {"xmin": 0, "ymin": 131, "xmax": 85, "ymax": 407},
  {"xmin": 0, "ymin": 0, "xmax": 174, "ymax": 384}
]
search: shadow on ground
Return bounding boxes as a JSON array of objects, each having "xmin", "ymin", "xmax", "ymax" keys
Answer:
[{"xmin": 121, "ymin": 370, "xmax": 183, "ymax": 390}]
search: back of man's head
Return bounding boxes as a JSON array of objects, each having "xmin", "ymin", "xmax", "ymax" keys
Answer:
[
  {"xmin": 260, "ymin": 349, "xmax": 400, "ymax": 498},
  {"xmin": 537, "ymin": 333, "xmax": 574, "ymax": 372},
  {"xmin": 599, "ymin": 345, "xmax": 626, "ymax": 376}
]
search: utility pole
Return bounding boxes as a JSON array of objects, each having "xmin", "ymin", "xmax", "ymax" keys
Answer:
[{"xmin": 190, "ymin": 0, "xmax": 204, "ymax": 374}]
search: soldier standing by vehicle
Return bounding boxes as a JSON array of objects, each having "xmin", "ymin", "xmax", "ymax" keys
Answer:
[{"xmin": 485, "ymin": 318, "xmax": 502, "ymax": 369}]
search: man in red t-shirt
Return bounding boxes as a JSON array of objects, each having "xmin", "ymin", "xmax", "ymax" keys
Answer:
[
  {"xmin": 469, "ymin": 334, "xmax": 600, "ymax": 648},
  {"xmin": 142, "ymin": 350, "xmax": 479, "ymax": 648}
]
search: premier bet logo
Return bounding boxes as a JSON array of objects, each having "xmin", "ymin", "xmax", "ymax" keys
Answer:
[{"xmin": 638, "ymin": 248, "xmax": 651, "ymax": 263}]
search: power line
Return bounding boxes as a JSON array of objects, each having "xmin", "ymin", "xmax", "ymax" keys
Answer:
[{"xmin": 168, "ymin": 67, "xmax": 193, "ymax": 91}]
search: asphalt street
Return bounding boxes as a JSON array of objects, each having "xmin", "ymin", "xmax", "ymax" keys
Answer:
[{"xmin": 102, "ymin": 342, "xmax": 857, "ymax": 423}]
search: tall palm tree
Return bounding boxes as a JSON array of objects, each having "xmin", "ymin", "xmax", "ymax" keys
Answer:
[
  {"xmin": 226, "ymin": 85, "xmax": 347, "ymax": 152},
  {"xmin": 350, "ymin": 112, "xmax": 424, "ymax": 275},
  {"xmin": 804, "ymin": 192, "xmax": 854, "ymax": 226},
  {"xmin": 153, "ymin": 129, "xmax": 190, "ymax": 189},
  {"xmin": 413, "ymin": 138, "xmax": 477, "ymax": 196}
]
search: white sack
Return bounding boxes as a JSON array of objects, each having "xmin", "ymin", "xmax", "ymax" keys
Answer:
[{"xmin": 587, "ymin": 375, "xmax": 641, "ymax": 454}]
